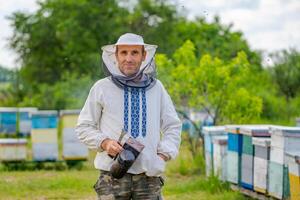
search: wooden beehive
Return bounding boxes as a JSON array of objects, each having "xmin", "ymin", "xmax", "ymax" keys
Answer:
[
  {"xmin": 18, "ymin": 107, "xmax": 37, "ymax": 136},
  {"xmin": 202, "ymin": 126, "xmax": 225, "ymax": 177},
  {"xmin": 226, "ymin": 125, "xmax": 243, "ymax": 185},
  {"xmin": 60, "ymin": 110, "xmax": 88, "ymax": 160},
  {"xmin": 227, "ymin": 150, "xmax": 239, "ymax": 184},
  {"xmin": 212, "ymin": 135, "xmax": 228, "ymax": 181},
  {"xmin": 268, "ymin": 126, "xmax": 300, "ymax": 199},
  {"xmin": 252, "ymin": 137, "xmax": 271, "ymax": 194},
  {"xmin": 0, "ymin": 107, "xmax": 17, "ymax": 135},
  {"xmin": 31, "ymin": 110, "xmax": 58, "ymax": 161},
  {"xmin": 285, "ymin": 151, "xmax": 300, "ymax": 200},
  {"xmin": 0, "ymin": 138, "xmax": 27, "ymax": 161},
  {"xmin": 240, "ymin": 125, "xmax": 270, "ymax": 190}
]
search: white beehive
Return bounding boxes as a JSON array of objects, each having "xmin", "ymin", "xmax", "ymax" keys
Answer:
[{"xmin": 0, "ymin": 138, "xmax": 27, "ymax": 161}]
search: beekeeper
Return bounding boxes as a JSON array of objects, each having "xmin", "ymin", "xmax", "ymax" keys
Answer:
[{"xmin": 76, "ymin": 33, "xmax": 182, "ymax": 200}]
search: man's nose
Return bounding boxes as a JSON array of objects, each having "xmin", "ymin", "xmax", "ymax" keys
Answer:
[{"xmin": 125, "ymin": 54, "xmax": 134, "ymax": 62}]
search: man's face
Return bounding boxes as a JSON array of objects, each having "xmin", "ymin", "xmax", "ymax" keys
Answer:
[{"xmin": 115, "ymin": 45, "xmax": 146, "ymax": 76}]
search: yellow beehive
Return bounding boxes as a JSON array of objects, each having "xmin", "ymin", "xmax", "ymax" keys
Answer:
[{"xmin": 60, "ymin": 110, "xmax": 80, "ymax": 128}]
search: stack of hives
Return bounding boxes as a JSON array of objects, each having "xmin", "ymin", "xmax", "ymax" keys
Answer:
[
  {"xmin": 204, "ymin": 124, "xmax": 300, "ymax": 200},
  {"xmin": 212, "ymin": 135, "xmax": 228, "ymax": 181},
  {"xmin": 226, "ymin": 125, "xmax": 244, "ymax": 185},
  {"xmin": 239, "ymin": 125, "xmax": 270, "ymax": 191},
  {"xmin": 285, "ymin": 151, "xmax": 300, "ymax": 200},
  {"xmin": 252, "ymin": 137, "xmax": 271, "ymax": 194},
  {"xmin": 0, "ymin": 138, "xmax": 27, "ymax": 161},
  {"xmin": 268, "ymin": 126, "xmax": 300, "ymax": 199},
  {"xmin": 60, "ymin": 110, "xmax": 88, "ymax": 161},
  {"xmin": 202, "ymin": 126, "xmax": 226, "ymax": 177},
  {"xmin": 31, "ymin": 110, "xmax": 58, "ymax": 161}
]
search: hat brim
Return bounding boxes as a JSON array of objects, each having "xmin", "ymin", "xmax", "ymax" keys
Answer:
[{"xmin": 101, "ymin": 43, "xmax": 157, "ymax": 77}]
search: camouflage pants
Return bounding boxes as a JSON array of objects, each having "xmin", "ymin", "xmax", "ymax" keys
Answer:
[{"xmin": 94, "ymin": 170, "xmax": 164, "ymax": 200}]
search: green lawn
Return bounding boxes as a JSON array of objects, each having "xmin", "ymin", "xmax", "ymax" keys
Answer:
[{"xmin": 0, "ymin": 169, "xmax": 249, "ymax": 200}]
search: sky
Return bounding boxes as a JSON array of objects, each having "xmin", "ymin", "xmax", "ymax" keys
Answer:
[{"xmin": 0, "ymin": 0, "xmax": 300, "ymax": 69}]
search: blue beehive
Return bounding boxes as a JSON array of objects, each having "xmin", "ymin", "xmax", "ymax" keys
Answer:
[
  {"xmin": 228, "ymin": 133, "xmax": 243, "ymax": 152},
  {"xmin": 0, "ymin": 107, "xmax": 17, "ymax": 135},
  {"xmin": 226, "ymin": 125, "xmax": 244, "ymax": 185}
]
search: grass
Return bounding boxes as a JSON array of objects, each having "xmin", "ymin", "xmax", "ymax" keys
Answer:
[{"xmin": 0, "ymin": 170, "xmax": 250, "ymax": 200}]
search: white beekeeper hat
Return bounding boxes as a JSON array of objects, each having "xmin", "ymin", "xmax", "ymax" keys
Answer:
[{"xmin": 101, "ymin": 33, "xmax": 157, "ymax": 78}]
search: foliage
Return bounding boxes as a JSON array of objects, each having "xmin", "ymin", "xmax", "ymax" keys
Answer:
[
  {"xmin": 5, "ymin": 0, "xmax": 262, "ymax": 112},
  {"xmin": 166, "ymin": 133, "xmax": 204, "ymax": 176},
  {"xmin": 8, "ymin": 0, "xmax": 260, "ymax": 83},
  {"xmin": 9, "ymin": 0, "xmax": 128, "ymax": 85},
  {"xmin": 270, "ymin": 48, "xmax": 300, "ymax": 101},
  {"xmin": 4, "ymin": 0, "xmax": 300, "ymax": 123},
  {"xmin": 157, "ymin": 40, "xmax": 263, "ymax": 124},
  {"xmin": 171, "ymin": 17, "xmax": 262, "ymax": 70},
  {"xmin": 18, "ymin": 73, "xmax": 93, "ymax": 109}
]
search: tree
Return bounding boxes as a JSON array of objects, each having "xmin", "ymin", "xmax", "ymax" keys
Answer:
[
  {"xmin": 9, "ymin": 0, "xmax": 130, "ymax": 85},
  {"xmin": 7, "ymin": 0, "xmax": 263, "ymax": 111},
  {"xmin": 157, "ymin": 40, "xmax": 263, "ymax": 125},
  {"xmin": 270, "ymin": 48, "xmax": 300, "ymax": 102},
  {"xmin": 266, "ymin": 48, "xmax": 300, "ymax": 120},
  {"xmin": 8, "ymin": 0, "xmax": 261, "ymax": 86}
]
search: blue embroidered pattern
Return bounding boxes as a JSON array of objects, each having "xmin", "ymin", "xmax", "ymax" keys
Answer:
[
  {"xmin": 141, "ymin": 88, "xmax": 147, "ymax": 137},
  {"xmin": 123, "ymin": 86, "xmax": 129, "ymax": 132},
  {"xmin": 130, "ymin": 87, "xmax": 140, "ymax": 138},
  {"xmin": 123, "ymin": 87, "xmax": 147, "ymax": 138}
]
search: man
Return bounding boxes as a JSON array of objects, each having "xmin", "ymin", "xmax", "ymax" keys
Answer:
[{"xmin": 76, "ymin": 33, "xmax": 182, "ymax": 200}]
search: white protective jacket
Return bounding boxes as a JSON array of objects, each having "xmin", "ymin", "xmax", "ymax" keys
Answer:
[{"xmin": 76, "ymin": 77, "xmax": 182, "ymax": 176}]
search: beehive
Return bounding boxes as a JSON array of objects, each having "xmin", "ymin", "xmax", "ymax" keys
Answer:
[
  {"xmin": 0, "ymin": 138, "xmax": 27, "ymax": 161},
  {"xmin": 202, "ymin": 126, "xmax": 225, "ymax": 177},
  {"xmin": 31, "ymin": 110, "xmax": 58, "ymax": 161},
  {"xmin": 60, "ymin": 110, "xmax": 88, "ymax": 160},
  {"xmin": 252, "ymin": 137, "xmax": 271, "ymax": 194},
  {"xmin": 285, "ymin": 151, "xmax": 300, "ymax": 200},
  {"xmin": 226, "ymin": 125, "xmax": 243, "ymax": 185},
  {"xmin": 212, "ymin": 135, "xmax": 228, "ymax": 181},
  {"xmin": 240, "ymin": 125, "xmax": 270, "ymax": 190},
  {"xmin": 268, "ymin": 126, "xmax": 300, "ymax": 199},
  {"xmin": 18, "ymin": 107, "xmax": 37, "ymax": 136},
  {"xmin": 0, "ymin": 107, "xmax": 17, "ymax": 135}
]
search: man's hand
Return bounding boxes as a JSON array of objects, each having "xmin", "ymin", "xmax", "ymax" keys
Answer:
[
  {"xmin": 101, "ymin": 139, "xmax": 123, "ymax": 157},
  {"xmin": 158, "ymin": 153, "xmax": 169, "ymax": 161}
]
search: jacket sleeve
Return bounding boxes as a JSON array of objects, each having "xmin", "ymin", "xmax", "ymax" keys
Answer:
[
  {"xmin": 157, "ymin": 83, "xmax": 182, "ymax": 160},
  {"xmin": 75, "ymin": 83, "xmax": 109, "ymax": 152}
]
